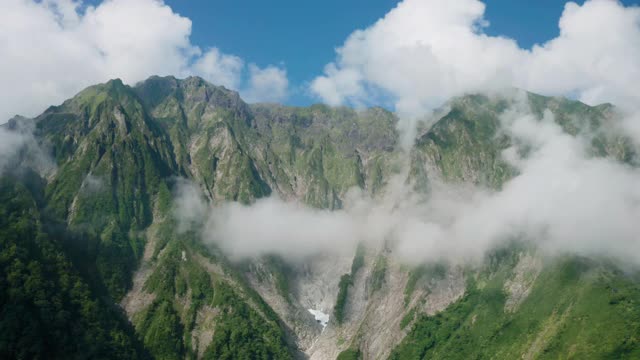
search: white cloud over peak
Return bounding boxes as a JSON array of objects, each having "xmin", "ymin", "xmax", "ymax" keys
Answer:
[
  {"xmin": 311, "ymin": 0, "xmax": 640, "ymax": 115},
  {"xmin": 242, "ymin": 64, "xmax": 289, "ymax": 103},
  {"xmin": 192, "ymin": 48, "xmax": 245, "ymax": 90},
  {"xmin": 525, "ymin": 0, "xmax": 640, "ymax": 107},
  {"xmin": 0, "ymin": 0, "xmax": 289, "ymax": 122}
]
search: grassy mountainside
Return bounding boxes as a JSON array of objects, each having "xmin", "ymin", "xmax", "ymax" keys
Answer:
[
  {"xmin": 36, "ymin": 79, "xmax": 179, "ymax": 299},
  {"xmin": 391, "ymin": 253, "xmax": 640, "ymax": 359},
  {"xmin": 0, "ymin": 176, "xmax": 147, "ymax": 359},
  {"xmin": 1, "ymin": 76, "xmax": 639, "ymax": 359}
]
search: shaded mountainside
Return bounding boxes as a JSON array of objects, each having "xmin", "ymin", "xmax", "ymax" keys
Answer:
[
  {"xmin": 0, "ymin": 176, "xmax": 147, "ymax": 359},
  {"xmin": 1, "ymin": 76, "xmax": 639, "ymax": 359}
]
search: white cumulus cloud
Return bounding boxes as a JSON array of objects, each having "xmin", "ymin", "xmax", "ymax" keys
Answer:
[
  {"xmin": 311, "ymin": 0, "xmax": 640, "ymax": 114},
  {"xmin": 191, "ymin": 48, "xmax": 245, "ymax": 90},
  {"xmin": 242, "ymin": 64, "xmax": 289, "ymax": 103},
  {"xmin": 0, "ymin": 0, "xmax": 289, "ymax": 122}
]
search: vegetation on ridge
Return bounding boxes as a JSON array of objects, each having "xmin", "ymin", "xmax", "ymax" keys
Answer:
[
  {"xmin": 391, "ymin": 254, "xmax": 640, "ymax": 359},
  {"xmin": 334, "ymin": 244, "xmax": 366, "ymax": 325},
  {"xmin": 1, "ymin": 76, "xmax": 639, "ymax": 359}
]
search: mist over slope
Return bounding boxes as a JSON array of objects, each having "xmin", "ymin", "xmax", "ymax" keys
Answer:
[
  {"xmin": 1, "ymin": 75, "xmax": 639, "ymax": 359},
  {"xmin": 169, "ymin": 88, "xmax": 640, "ymax": 268},
  {"xmin": 4, "ymin": 0, "xmax": 640, "ymax": 358}
]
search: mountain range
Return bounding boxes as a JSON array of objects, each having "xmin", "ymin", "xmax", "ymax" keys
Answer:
[{"xmin": 1, "ymin": 75, "xmax": 639, "ymax": 360}]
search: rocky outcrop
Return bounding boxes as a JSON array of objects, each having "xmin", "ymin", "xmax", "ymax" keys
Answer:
[{"xmin": 504, "ymin": 252, "xmax": 543, "ymax": 312}]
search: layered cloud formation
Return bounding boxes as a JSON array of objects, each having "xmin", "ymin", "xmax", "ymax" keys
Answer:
[{"xmin": 1, "ymin": 0, "xmax": 289, "ymax": 121}]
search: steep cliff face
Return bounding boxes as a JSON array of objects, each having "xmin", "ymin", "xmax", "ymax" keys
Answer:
[
  {"xmin": 35, "ymin": 79, "xmax": 180, "ymax": 299},
  {"xmin": 133, "ymin": 76, "xmax": 400, "ymax": 208},
  {"xmin": 2, "ymin": 76, "xmax": 640, "ymax": 360}
]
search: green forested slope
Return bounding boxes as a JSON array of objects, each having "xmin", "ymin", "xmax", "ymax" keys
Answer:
[
  {"xmin": 391, "ymin": 254, "xmax": 640, "ymax": 359},
  {"xmin": 1, "ymin": 76, "xmax": 639, "ymax": 359},
  {"xmin": 0, "ymin": 177, "xmax": 147, "ymax": 359}
]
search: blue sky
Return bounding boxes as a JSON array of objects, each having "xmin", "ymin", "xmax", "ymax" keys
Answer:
[
  {"xmin": 165, "ymin": 0, "xmax": 401, "ymax": 97},
  {"xmin": 4, "ymin": 0, "xmax": 640, "ymax": 121},
  {"xmin": 164, "ymin": 0, "xmax": 639, "ymax": 105}
]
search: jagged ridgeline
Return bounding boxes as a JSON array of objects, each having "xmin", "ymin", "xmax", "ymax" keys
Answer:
[{"xmin": 0, "ymin": 75, "xmax": 638, "ymax": 360}]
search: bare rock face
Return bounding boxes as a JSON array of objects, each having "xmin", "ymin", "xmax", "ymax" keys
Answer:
[
  {"xmin": 246, "ymin": 254, "xmax": 353, "ymax": 353},
  {"xmin": 504, "ymin": 252, "xmax": 543, "ymax": 312},
  {"xmin": 422, "ymin": 266, "xmax": 466, "ymax": 316},
  {"xmin": 120, "ymin": 265, "xmax": 156, "ymax": 318},
  {"xmin": 120, "ymin": 220, "xmax": 161, "ymax": 317},
  {"xmin": 190, "ymin": 305, "xmax": 219, "ymax": 358},
  {"xmin": 238, "ymin": 246, "xmax": 468, "ymax": 360},
  {"xmin": 306, "ymin": 252, "xmax": 373, "ymax": 360},
  {"xmin": 358, "ymin": 259, "xmax": 421, "ymax": 360}
]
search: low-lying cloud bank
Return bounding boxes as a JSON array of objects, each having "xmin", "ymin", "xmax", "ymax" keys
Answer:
[
  {"xmin": 173, "ymin": 100, "xmax": 640, "ymax": 266},
  {"xmin": 0, "ymin": 119, "xmax": 54, "ymax": 177}
]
